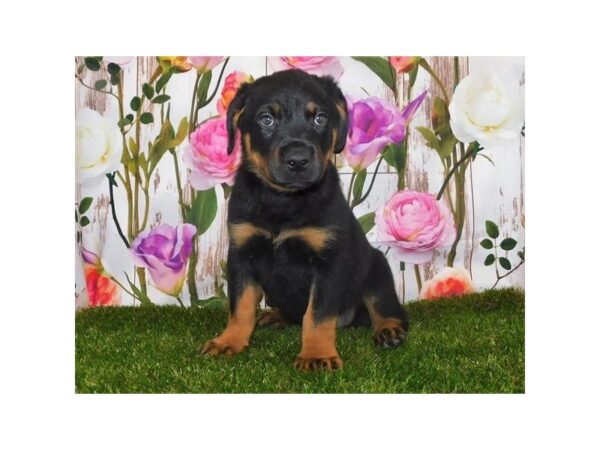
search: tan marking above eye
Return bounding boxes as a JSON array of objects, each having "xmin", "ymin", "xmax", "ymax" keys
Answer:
[
  {"xmin": 229, "ymin": 222, "xmax": 272, "ymax": 248},
  {"xmin": 306, "ymin": 101, "xmax": 318, "ymax": 114},
  {"xmin": 271, "ymin": 103, "xmax": 281, "ymax": 114},
  {"xmin": 274, "ymin": 227, "xmax": 335, "ymax": 252}
]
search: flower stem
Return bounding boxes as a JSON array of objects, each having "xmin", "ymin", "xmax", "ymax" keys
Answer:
[
  {"xmin": 351, "ymin": 155, "xmax": 385, "ymax": 211},
  {"xmin": 491, "ymin": 260, "xmax": 524, "ymax": 289},
  {"xmin": 189, "ymin": 72, "xmax": 201, "ymax": 138},
  {"xmin": 106, "ymin": 173, "xmax": 130, "ymax": 248},
  {"xmin": 347, "ymin": 170, "xmax": 357, "ymax": 206},
  {"xmin": 419, "ymin": 59, "xmax": 449, "ymax": 104},
  {"xmin": 195, "ymin": 57, "xmax": 231, "ymax": 114},
  {"xmin": 414, "ymin": 265, "xmax": 422, "ymax": 292},
  {"xmin": 171, "ymin": 149, "xmax": 186, "ymax": 220},
  {"xmin": 176, "ymin": 295, "xmax": 185, "ymax": 308}
]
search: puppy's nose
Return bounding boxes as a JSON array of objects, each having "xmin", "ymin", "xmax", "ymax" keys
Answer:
[{"xmin": 281, "ymin": 142, "xmax": 314, "ymax": 172}]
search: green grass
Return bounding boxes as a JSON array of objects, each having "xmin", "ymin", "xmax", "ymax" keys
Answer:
[{"xmin": 75, "ymin": 288, "xmax": 524, "ymax": 393}]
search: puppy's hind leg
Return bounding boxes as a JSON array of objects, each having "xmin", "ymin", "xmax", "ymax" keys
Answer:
[{"xmin": 362, "ymin": 248, "xmax": 409, "ymax": 348}]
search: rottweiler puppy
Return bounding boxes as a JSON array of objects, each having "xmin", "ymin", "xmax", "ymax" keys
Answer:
[{"xmin": 201, "ymin": 69, "xmax": 409, "ymax": 371}]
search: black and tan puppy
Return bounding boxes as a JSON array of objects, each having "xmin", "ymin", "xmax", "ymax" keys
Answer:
[{"xmin": 201, "ymin": 69, "xmax": 409, "ymax": 371}]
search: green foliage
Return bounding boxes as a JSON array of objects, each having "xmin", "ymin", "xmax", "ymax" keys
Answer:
[
  {"xmin": 130, "ymin": 96, "xmax": 141, "ymax": 112},
  {"xmin": 146, "ymin": 117, "xmax": 188, "ymax": 175},
  {"xmin": 84, "ymin": 57, "xmax": 101, "ymax": 71},
  {"xmin": 78, "ymin": 197, "xmax": 93, "ymax": 215},
  {"xmin": 79, "ymin": 216, "xmax": 90, "ymax": 227},
  {"xmin": 417, "ymin": 96, "xmax": 457, "ymax": 161},
  {"xmin": 352, "ymin": 56, "xmax": 396, "ymax": 92},
  {"xmin": 124, "ymin": 272, "xmax": 152, "ymax": 306},
  {"xmin": 197, "ymin": 71, "xmax": 213, "ymax": 105},
  {"xmin": 155, "ymin": 71, "xmax": 172, "ymax": 93},
  {"xmin": 499, "ymin": 257, "xmax": 512, "ymax": 270},
  {"xmin": 188, "ymin": 187, "xmax": 218, "ymax": 235},
  {"xmin": 484, "ymin": 254, "xmax": 495, "ymax": 266},
  {"xmin": 357, "ymin": 212, "xmax": 376, "ymax": 234},
  {"xmin": 140, "ymin": 112, "xmax": 154, "ymax": 124},
  {"xmin": 142, "ymin": 83, "xmax": 154, "ymax": 100},
  {"xmin": 352, "ymin": 169, "xmax": 367, "ymax": 204},
  {"xmin": 480, "ymin": 238, "xmax": 493, "ymax": 250},
  {"xmin": 107, "ymin": 63, "xmax": 121, "ymax": 75},
  {"xmin": 152, "ymin": 94, "xmax": 171, "ymax": 104},
  {"xmin": 94, "ymin": 79, "xmax": 107, "ymax": 90},
  {"xmin": 485, "ymin": 220, "xmax": 500, "ymax": 239},
  {"xmin": 382, "ymin": 143, "xmax": 408, "ymax": 190},
  {"xmin": 500, "ymin": 238, "xmax": 517, "ymax": 251}
]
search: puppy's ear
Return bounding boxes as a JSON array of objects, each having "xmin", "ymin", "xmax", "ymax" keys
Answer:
[
  {"xmin": 226, "ymin": 83, "xmax": 250, "ymax": 154},
  {"xmin": 317, "ymin": 76, "xmax": 348, "ymax": 153}
]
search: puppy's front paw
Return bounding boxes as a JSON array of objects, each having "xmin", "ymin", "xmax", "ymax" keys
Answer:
[
  {"xmin": 200, "ymin": 336, "xmax": 247, "ymax": 356},
  {"xmin": 373, "ymin": 325, "xmax": 407, "ymax": 349},
  {"xmin": 294, "ymin": 354, "xmax": 343, "ymax": 372}
]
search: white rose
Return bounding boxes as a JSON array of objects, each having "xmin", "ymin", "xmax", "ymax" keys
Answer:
[
  {"xmin": 76, "ymin": 108, "xmax": 122, "ymax": 186},
  {"xmin": 449, "ymin": 68, "xmax": 524, "ymax": 149}
]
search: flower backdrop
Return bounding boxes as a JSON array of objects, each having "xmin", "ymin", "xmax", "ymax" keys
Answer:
[{"xmin": 74, "ymin": 56, "xmax": 525, "ymax": 309}]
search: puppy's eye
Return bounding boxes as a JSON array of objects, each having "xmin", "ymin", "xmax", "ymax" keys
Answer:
[
  {"xmin": 259, "ymin": 113, "xmax": 275, "ymax": 128},
  {"xmin": 314, "ymin": 112, "xmax": 328, "ymax": 126}
]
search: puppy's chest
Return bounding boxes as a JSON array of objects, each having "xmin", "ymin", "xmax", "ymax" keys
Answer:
[{"xmin": 229, "ymin": 222, "xmax": 334, "ymax": 267}]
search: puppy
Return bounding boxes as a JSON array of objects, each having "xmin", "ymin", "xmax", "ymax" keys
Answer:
[{"xmin": 201, "ymin": 69, "xmax": 409, "ymax": 371}]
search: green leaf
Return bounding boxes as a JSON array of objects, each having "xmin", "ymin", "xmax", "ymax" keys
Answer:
[
  {"xmin": 357, "ymin": 212, "xmax": 376, "ymax": 234},
  {"xmin": 438, "ymin": 136, "xmax": 458, "ymax": 159},
  {"xmin": 124, "ymin": 272, "xmax": 152, "ymax": 306},
  {"xmin": 130, "ymin": 96, "xmax": 141, "ymax": 112},
  {"xmin": 94, "ymin": 79, "xmax": 107, "ymax": 90},
  {"xmin": 148, "ymin": 120, "xmax": 175, "ymax": 174},
  {"xmin": 517, "ymin": 249, "xmax": 525, "ymax": 261},
  {"xmin": 126, "ymin": 113, "xmax": 134, "ymax": 122},
  {"xmin": 107, "ymin": 62, "xmax": 121, "ymax": 75},
  {"xmin": 500, "ymin": 237, "xmax": 517, "ymax": 251},
  {"xmin": 352, "ymin": 169, "xmax": 367, "ymax": 204},
  {"xmin": 499, "ymin": 257, "xmax": 512, "ymax": 270},
  {"xmin": 167, "ymin": 117, "xmax": 189, "ymax": 148},
  {"xmin": 221, "ymin": 183, "xmax": 232, "ymax": 200},
  {"xmin": 416, "ymin": 126, "xmax": 441, "ymax": 151},
  {"xmin": 382, "ymin": 143, "xmax": 408, "ymax": 189},
  {"xmin": 110, "ymin": 73, "xmax": 120, "ymax": 86},
  {"xmin": 352, "ymin": 56, "xmax": 396, "ymax": 92},
  {"xmin": 117, "ymin": 117, "xmax": 132, "ymax": 128},
  {"xmin": 408, "ymin": 65, "xmax": 419, "ymax": 88},
  {"xmin": 79, "ymin": 216, "xmax": 90, "ymax": 227},
  {"xmin": 84, "ymin": 57, "xmax": 101, "ymax": 71},
  {"xmin": 152, "ymin": 94, "xmax": 171, "ymax": 104},
  {"xmin": 155, "ymin": 71, "xmax": 173, "ymax": 93},
  {"xmin": 188, "ymin": 187, "xmax": 218, "ymax": 235},
  {"xmin": 431, "ymin": 97, "xmax": 449, "ymax": 133},
  {"xmin": 140, "ymin": 112, "xmax": 154, "ymax": 124},
  {"xmin": 485, "ymin": 220, "xmax": 500, "ymax": 239},
  {"xmin": 78, "ymin": 197, "xmax": 93, "ymax": 214},
  {"xmin": 480, "ymin": 238, "xmax": 493, "ymax": 250},
  {"xmin": 142, "ymin": 83, "xmax": 154, "ymax": 99},
  {"xmin": 484, "ymin": 254, "xmax": 495, "ymax": 266},
  {"xmin": 197, "ymin": 71, "xmax": 213, "ymax": 105}
]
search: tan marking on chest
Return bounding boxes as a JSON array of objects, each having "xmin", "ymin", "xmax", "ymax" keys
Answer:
[
  {"xmin": 229, "ymin": 222, "xmax": 272, "ymax": 248},
  {"xmin": 274, "ymin": 227, "xmax": 335, "ymax": 252}
]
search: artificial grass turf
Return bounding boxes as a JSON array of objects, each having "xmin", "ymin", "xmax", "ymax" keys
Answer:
[{"xmin": 75, "ymin": 288, "xmax": 524, "ymax": 393}]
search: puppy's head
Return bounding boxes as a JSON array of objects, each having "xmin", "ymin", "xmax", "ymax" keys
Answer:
[{"xmin": 226, "ymin": 69, "xmax": 348, "ymax": 191}]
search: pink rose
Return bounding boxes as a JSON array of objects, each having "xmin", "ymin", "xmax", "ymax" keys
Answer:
[
  {"xmin": 376, "ymin": 190, "xmax": 456, "ymax": 264},
  {"xmin": 217, "ymin": 71, "xmax": 253, "ymax": 116},
  {"xmin": 189, "ymin": 56, "xmax": 225, "ymax": 74},
  {"xmin": 183, "ymin": 117, "xmax": 242, "ymax": 190},
  {"xmin": 420, "ymin": 267, "xmax": 475, "ymax": 300},
  {"xmin": 267, "ymin": 56, "xmax": 344, "ymax": 80},
  {"xmin": 389, "ymin": 56, "xmax": 421, "ymax": 74}
]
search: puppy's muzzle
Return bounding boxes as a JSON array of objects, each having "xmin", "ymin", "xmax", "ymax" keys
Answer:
[{"xmin": 280, "ymin": 140, "xmax": 316, "ymax": 173}]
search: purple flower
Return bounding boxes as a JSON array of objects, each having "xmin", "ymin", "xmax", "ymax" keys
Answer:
[
  {"xmin": 131, "ymin": 224, "xmax": 197, "ymax": 296},
  {"xmin": 344, "ymin": 91, "xmax": 427, "ymax": 170}
]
